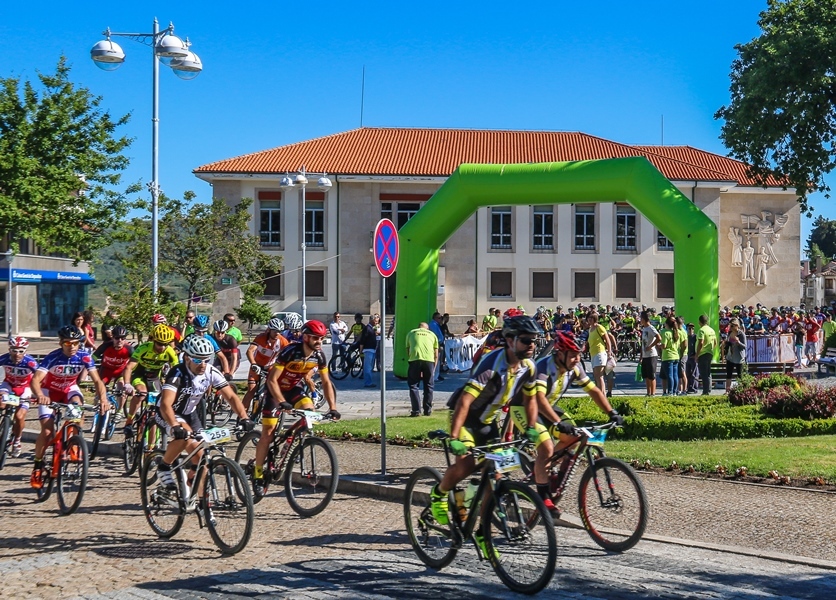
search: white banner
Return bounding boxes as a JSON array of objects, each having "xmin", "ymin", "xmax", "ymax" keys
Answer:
[{"xmin": 443, "ymin": 335, "xmax": 483, "ymax": 372}]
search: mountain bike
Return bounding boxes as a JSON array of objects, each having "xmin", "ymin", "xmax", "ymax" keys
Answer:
[
  {"xmin": 205, "ymin": 386, "xmax": 234, "ymax": 427},
  {"xmin": 123, "ymin": 389, "xmax": 167, "ymax": 476},
  {"xmin": 34, "ymin": 402, "xmax": 97, "ymax": 515},
  {"xmin": 518, "ymin": 421, "xmax": 649, "ymax": 552},
  {"xmin": 328, "ymin": 345, "xmax": 363, "ymax": 380},
  {"xmin": 404, "ymin": 432, "xmax": 556, "ymax": 595},
  {"xmin": 0, "ymin": 393, "xmax": 22, "ymax": 470},
  {"xmin": 89, "ymin": 387, "xmax": 123, "ymax": 459},
  {"xmin": 616, "ymin": 331, "xmax": 639, "ymax": 361},
  {"xmin": 140, "ymin": 425, "xmax": 254, "ymax": 554},
  {"xmin": 235, "ymin": 409, "xmax": 339, "ymax": 516}
]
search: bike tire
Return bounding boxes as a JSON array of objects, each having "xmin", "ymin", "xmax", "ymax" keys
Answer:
[
  {"xmin": 350, "ymin": 354, "xmax": 364, "ymax": 378},
  {"xmin": 90, "ymin": 409, "xmax": 107, "ymax": 460},
  {"xmin": 123, "ymin": 434, "xmax": 141, "ymax": 476},
  {"xmin": 284, "ymin": 436, "xmax": 339, "ymax": 517},
  {"xmin": 0, "ymin": 413, "xmax": 12, "ymax": 470},
  {"xmin": 209, "ymin": 395, "xmax": 233, "ymax": 427},
  {"xmin": 140, "ymin": 455, "xmax": 185, "ymax": 538},
  {"xmin": 328, "ymin": 354, "xmax": 349, "ymax": 380},
  {"xmin": 578, "ymin": 457, "xmax": 649, "ymax": 552},
  {"xmin": 234, "ymin": 430, "xmax": 267, "ymax": 503},
  {"xmin": 203, "ymin": 456, "xmax": 254, "ymax": 554},
  {"xmin": 35, "ymin": 445, "xmax": 55, "ymax": 502},
  {"xmin": 403, "ymin": 466, "xmax": 458, "ymax": 570},
  {"xmin": 57, "ymin": 434, "xmax": 89, "ymax": 515},
  {"xmin": 481, "ymin": 480, "xmax": 556, "ymax": 595}
]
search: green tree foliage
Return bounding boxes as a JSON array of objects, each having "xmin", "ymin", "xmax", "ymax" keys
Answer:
[
  {"xmin": 806, "ymin": 216, "xmax": 836, "ymax": 260},
  {"xmin": 716, "ymin": 0, "xmax": 836, "ymax": 213},
  {"xmin": 236, "ymin": 283, "xmax": 274, "ymax": 334},
  {"xmin": 0, "ymin": 57, "xmax": 133, "ymax": 260}
]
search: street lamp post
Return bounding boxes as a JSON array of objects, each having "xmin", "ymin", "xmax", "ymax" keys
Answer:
[
  {"xmin": 91, "ymin": 18, "xmax": 202, "ymax": 300},
  {"xmin": 280, "ymin": 168, "xmax": 332, "ymax": 322}
]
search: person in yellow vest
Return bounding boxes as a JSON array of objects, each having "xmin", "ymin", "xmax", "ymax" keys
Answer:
[
  {"xmin": 405, "ymin": 323, "xmax": 439, "ymax": 416},
  {"xmin": 695, "ymin": 314, "xmax": 717, "ymax": 395}
]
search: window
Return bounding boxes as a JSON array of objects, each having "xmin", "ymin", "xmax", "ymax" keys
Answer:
[
  {"xmin": 491, "ymin": 207, "xmax": 513, "ymax": 249},
  {"xmin": 490, "ymin": 271, "xmax": 513, "ymax": 298},
  {"xmin": 532, "ymin": 206, "xmax": 554, "ymax": 249},
  {"xmin": 304, "ymin": 199, "xmax": 324, "ymax": 247},
  {"xmin": 574, "ymin": 205, "xmax": 595, "ymax": 250},
  {"xmin": 263, "ymin": 269, "xmax": 282, "ymax": 297},
  {"xmin": 657, "ymin": 230, "xmax": 673, "ymax": 251},
  {"xmin": 532, "ymin": 271, "xmax": 554, "ymax": 299},
  {"xmin": 306, "ymin": 270, "xmax": 325, "ymax": 298},
  {"xmin": 381, "ymin": 200, "xmax": 423, "ymax": 229},
  {"xmin": 615, "ymin": 272, "xmax": 638, "ymax": 299},
  {"xmin": 616, "ymin": 205, "xmax": 636, "ymax": 251},
  {"xmin": 656, "ymin": 272, "xmax": 675, "ymax": 299},
  {"xmin": 574, "ymin": 271, "xmax": 596, "ymax": 299},
  {"xmin": 258, "ymin": 191, "xmax": 282, "ymax": 247}
]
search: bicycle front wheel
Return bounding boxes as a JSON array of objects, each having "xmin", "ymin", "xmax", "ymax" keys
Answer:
[
  {"xmin": 209, "ymin": 395, "xmax": 233, "ymax": 427},
  {"xmin": 481, "ymin": 481, "xmax": 556, "ymax": 595},
  {"xmin": 57, "ymin": 434, "xmax": 89, "ymax": 515},
  {"xmin": 578, "ymin": 457, "xmax": 649, "ymax": 552},
  {"xmin": 203, "ymin": 456, "xmax": 254, "ymax": 554},
  {"xmin": 140, "ymin": 456, "xmax": 185, "ymax": 538},
  {"xmin": 403, "ymin": 466, "xmax": 457, "ymax": 570},
  {"xmin": 90, "ymin": 409, "xmax": 107, "ymax": 460},
  {"xmin": 0, "ymin": 413, "xmax": 12, "ymax": 470},
  {"xmin": 284, "ymin": 436, "xmax": 339, "ymax": 517},
  {"xmin": 328, "ymin": 354, "xmax": 349, "ymax": 380},
  {"xmin": 36, "ymin": 445, "xmax": 55, "ymax": 502},
  {"xmin": 350, "ymin": 354, "xmax": 363, "ymax": 378},
  {"xmin": 123, "ymin": 429, "xmax": 141, "ymax": 475}
]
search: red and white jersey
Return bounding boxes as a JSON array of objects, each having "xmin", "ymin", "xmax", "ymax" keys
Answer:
[{"xmin": 38, "ymin": 349, "xmax": 96, "ymax": 392}]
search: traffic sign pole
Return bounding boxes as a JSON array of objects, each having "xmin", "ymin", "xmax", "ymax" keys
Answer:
[{"xmin": 380, "ymin": 276, "xmax": 386, "ymax": 475}]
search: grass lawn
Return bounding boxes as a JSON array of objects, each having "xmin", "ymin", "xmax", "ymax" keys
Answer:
[{"xmin": 317, "ymin": 410, "xmax": 836, "ymax": 481}]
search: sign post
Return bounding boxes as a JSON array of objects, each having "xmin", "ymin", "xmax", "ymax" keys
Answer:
[{"xmin": 373, "ymin": 218, "xmax": 399, "ymax": 476}]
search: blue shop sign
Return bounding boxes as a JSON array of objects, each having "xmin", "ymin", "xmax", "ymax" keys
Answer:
[{"xmin": 0, "ymin": 268, "xmax": 95, "ymax": 284}]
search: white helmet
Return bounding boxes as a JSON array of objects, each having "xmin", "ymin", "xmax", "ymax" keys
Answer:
[
  {"xmin": 284, "ymin": 313, "xmax": 303, "ymax": 330},
  {"xmin": 267, "ymin": 317, "xmax": 285, "ymax": 331},
  {"xmin": 212, "ymin": 319, "xmax": 229, "ymax": 333},
  {"xmin": 182, "ymin": 335, "xmax": 215, "ymax": 360}
]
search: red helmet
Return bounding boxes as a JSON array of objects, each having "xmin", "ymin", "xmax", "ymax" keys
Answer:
[
  {"xmin": 301, "ymin": 320, "xmax": 328, "ymax": 337},
  {"xmin": 503, "ymin": 308, "xmax": 524, "ymax": 320},
  {"xmin": 552, "ymin": 331, "xmax": 582, "ymax": 353},
  {"xmin": 9, "ymin": 336, "xmax": 29, "ymax": 350},
  {"xmin": 152, "ymin": 313, "xmax": 167, "ymax": 324}
]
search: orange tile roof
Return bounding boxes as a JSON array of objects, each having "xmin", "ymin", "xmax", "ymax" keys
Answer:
[{"xmin": 195, "ymin": 127, "xmax": 784, "ymax": 187}]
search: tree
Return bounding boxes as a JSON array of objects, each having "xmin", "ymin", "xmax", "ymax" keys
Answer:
[
  {"xmin": 715, "ymin": 0, "xmax": 836, "ymax": 213},
  {"xmin": 0, "ymin": 57, "xmax": 133, "ymax": 260},
  {"xmin": 806, "ymin": 216, "xmax": 836, "ymax": 261},
  {"xmin": 235, "ymin": 282, "xmax": 274, "ymax": 335}
]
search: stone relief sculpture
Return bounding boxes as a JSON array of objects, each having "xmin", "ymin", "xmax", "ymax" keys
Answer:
[
  {"xmin": 756, "ymin": 247, "xmax": 769, "ymax": 286},
  {"xmin": 742, "ymin": 240, "xmax": 755, "ymax": 281},
  {"xmin": 735, "ymin": 211, "xmax": 789, "ymax": 285},
  {"xmin": 728, "ymin": 227, "xmax": 743, "ymax": 266}
]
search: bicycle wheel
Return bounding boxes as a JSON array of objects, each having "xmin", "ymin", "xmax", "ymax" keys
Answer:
[
  {"xmin": 142, "ymin": 450, "xmax": 165, "ymax": 488},
  {"xmin": 481, "ymin": 481, "xmax": 556, "ymax": 595},
  {"xmin": 235, "ymin": 430, "xmax": 268, "ymax": 503},
  {"xmin": 209, "ymin": 395, "xmax": 233, "ymax": 427},
  {"xmin": 57, "ymin": 434, "xmax": 89, "ymax": 515},
  {"xmin": 140, "ymin": 455, "xmax": 185, "ymax": 538},
  {"xmin": 284, "ymin": 436, "xmax": 339, "ymax": 517},
  {"xmin": 350, "ymin": 354, "xmax": 364, "ymax": 378},
  {"xmin": 203, "ymin": 456, "xmax": 254, "ymax": 554},
  {"xmin": 403, "ymin": 466, "xmax": 458, "ymax": 569},
  {"xmin": 90, "ymin": 409, "xmax": 107, "ymax": 460},
  {"xmin": 123, "ymin": 431, "xmax": 141, "ymax": 475},
  {"xmin": 328, "ymin": 353, "xmax": 349, "ymax": 380},
  {"xmin": 35, "ymin": 445, "xmax": 55, "ymax": 502},
  {"xmin": 578, "ymin": 457, "xmax": 649, "ymax": 552},
  {"xmin": 0, "ymin": 413, "xmax": 12, "ymax": 470}
]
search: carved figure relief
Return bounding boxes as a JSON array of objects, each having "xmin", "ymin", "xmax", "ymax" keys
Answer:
[
  {"xmin": 742, "ymin": 240, "xmax": 755, "ymax": 281},
  {"xmin": 755, "ymin": 247, "xmax": 769, "ymax": 286},
  {"xmin": 728, "ymin": 227, "xmax": 743, "ymax": 266},
  {"xmin": 734, "ymin": 211, "xmax": 789, "ymax": 285}
]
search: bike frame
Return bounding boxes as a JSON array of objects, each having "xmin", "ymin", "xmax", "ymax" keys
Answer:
[{"xmin": 46, "ymin": 404, "xmax": 88, "ymax": 474}]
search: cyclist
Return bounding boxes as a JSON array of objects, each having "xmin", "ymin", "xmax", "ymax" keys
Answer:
[
  {"xmin": 252, "ymin": 320, "xmax": 340, "ymax": 496},
  {"xmin": 29, "ymin": 326, "xmax": 108, "ymax": 488},
  {"xmin": 242, "ymin": 317, "xmax": 288, "ymax": 412},
  {"xmin": 0, "ymin": 336, "xmax": 38, "ymax": 457},
  {"xmin": 154, "ymin": 335, "xmax": 254, "ymax": 494},
  {"xmin": 93, "ymin": 325, "xmax": 134, "ymax": 412},
  {"xmin": 471, "ymin": 307, "xmax": 524, "ymax": 367},
  {"xmin": 152, "ymin": 313, "xmax": 182, "ymax": 345},
  {"xmin": 282, "ymin": 313, "xmax": 304, "ymax": 344},
  {"xmin": 508, "ymin": 330, "xmax": 622, "ymax": 514},
  {"xmin": 193, "ymin": 315, "xmax": 230, "ymax": 373},
  {"xmin": 430, "ymin": 315, "xmax": 542, "ymax": 525},
  {"xmin": 121, "ymin": 323, "xmax": 180, "ymax": 437},
  {"xmin": 211, "ymin": 319, "xmax": 237, "ymax": 380}
]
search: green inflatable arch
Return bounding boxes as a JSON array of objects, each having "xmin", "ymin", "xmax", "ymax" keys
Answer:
[{"xmin": 392, "ymin": 156, "xmax": 719, "ymax": 377}]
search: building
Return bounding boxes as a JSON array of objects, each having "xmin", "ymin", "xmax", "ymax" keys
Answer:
[
  {"xmin": 0, "ymin": 236, "xmax": 95, "ymax": 336},
  {"xmin": 193, "ymin": 127, "xmax": 801, "ymax": 322}
]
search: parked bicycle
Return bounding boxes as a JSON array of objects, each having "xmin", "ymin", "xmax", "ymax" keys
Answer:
[
  {"xmin": 518, "ymin": 420, "xmax": 649, "ymax": 552},
  {"xmin": 327, "ymin": 345, "xmax": 363, "ymax": 380},
  {"xmin": 235, "ymin": 408, "xmax": 339, "ymax": 516},
  {"xmin": 616, "ymin": 331, "xmax": 640, "ymax": 362},
  {"xmin": 123, "ymin": 387, "xmax": 167, "ymax": 476},
  {"xmin": 140, "ymin": 425, "xmax": 254, "ymax": 554},
  {"xmin": 404, "ymin": 432, "xmax": 557, "ymax": 595},
  {"xmin": 34, "ymin": 402, "xmax": 97, "ymax": 515},
  {"xmin": 0, "ymin": 393, "xmax": 22, "ymax": 470}
]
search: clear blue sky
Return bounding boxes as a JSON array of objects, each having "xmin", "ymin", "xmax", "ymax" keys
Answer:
[{"xmin": 1, "ymin": 1, "xmax": 826, "ymax": 254}]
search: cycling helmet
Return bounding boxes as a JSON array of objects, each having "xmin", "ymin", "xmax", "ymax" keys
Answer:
[
  {"xmin": 152, "ymin": 313, "xmax": 167, "ymax": 324},
  {"xmin": 9, "ymin": 336, "xmax": 29, "ymax": 350},
  {"xmin": 112, "ymin": 325, "xmax": 128, "ymax": 338},
  {"xmin": 301, "ymin": 320, "xmax": 328, "ymax": 337},
  {"xmin": 284, "ymin": 313, "xmax": 304, "ymax": 330},
  {"xmin": 194, "ymin": 315, "xmax": 210, "ymax": 330},
  {"xmin": 58, "ymin": 325, "xmax": 85, "ymax": 341},
  {"xmin": 267, "ymin": 317, "xmax": 284, "ymax": 331},
  {"xmin": 182, "ymin": 334, "xmax": 215, "ymax": 360},
  {"xmin": 503, "ymin": 308, "xmax": 524, "ymax": 320},
  {"xmin": 552, "ymin": 331, "xmax": 582, "ymax": 353},
  {"xmin": 212, "ymin": 319, "xmax": 229, "ymax": 333},
  {"xmin": 150, "ymin": 323, "xmax": 175, "ymax": 344},
  {"xmin": 501, "ymin": 315, "xmax": 542, "ymax": 338}
]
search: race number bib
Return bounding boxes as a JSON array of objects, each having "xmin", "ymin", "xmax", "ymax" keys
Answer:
[
  {"xmin": 485, "ymin": 447, "xmax": 521, "ymax": 473},
  {"xmin": 300, "ymin": 410, "xmax": 323, "ymax": 429},
  {"xmin": 2, "ymin": 395, "xmax": 20, "ymax": 407},
  {"xmin": 201, "ymin": 427, "xmax": 232, "ymax": 445}
]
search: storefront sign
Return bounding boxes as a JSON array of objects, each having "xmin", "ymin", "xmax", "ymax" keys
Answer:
[{"xmin": 0, "ymin": 269, "xmax": 95, "ymax": 284}]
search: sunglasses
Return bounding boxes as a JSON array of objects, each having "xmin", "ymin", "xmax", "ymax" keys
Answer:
[
  {"xmin": 62, "ymin": 340, "xmax": 81, "ymax": 347},
  {"xmin": 305, "ymin": 335, "xmax": 325, "ymax": 342},
  {"xmin": 517, "ymin": 337, "xmax": 537, "ymax": 346},
  {"xmin": 189, "ymin": 356, "xmax": 209, "ymax": 364},
  {"xmin": 114, "ymin": 336, "xmax": 127, "ymax": 340},
  {"xmin": 10, "ymin": 349, "xmax": 26, "ymax": 353}
]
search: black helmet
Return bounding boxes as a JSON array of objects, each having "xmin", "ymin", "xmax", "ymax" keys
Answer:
[
  {"xmin": 502, "ymin": 315, "xmax": 542, "ymax": 338},
  {"xmin": 58, "ymin": 325, "xmax": 85, "ymax": 341},
  {"xmin": 112, "ymin": 325, "xmax": 128, "ymax": 338}
]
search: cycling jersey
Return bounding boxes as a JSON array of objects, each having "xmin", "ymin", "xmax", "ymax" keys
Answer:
[
  {"xmin": 215, "ymin": 334, "xmax": 238, "ymax": 366},
  {"xmin": 249, "ymin": 331, "xmax": 289, "ymax": 368},
  {"xmin": 39, "ymin": 348, "xmax": 96, "ymax": 393},
  {"xmin": 471, "ymin": 330, "xmax": 505, "ymax": 368},
  {"xmin": 0, "ymin": 353, "xmax": 38, "ymax": 396},
  {"xmin": 460, "ymin": 349, "xmax": 537, "ymax": 425},
  {"xmin": 93, "ymin": 340, "xmax": 133, "ymax": 382},
  {"xmin": 162, "ymin": 362, "xmax": 229, "ymax": 416},
  {"xmin": 533, "ymin": 356, "xmax": 595, "ymax": 407},
  {"xmin": 130, "ymin": 342, "xmax": 179, "ymax": 375},
  {"xmin": 269, "ymin": 342, "xmax": 327, "ymax": 393}
]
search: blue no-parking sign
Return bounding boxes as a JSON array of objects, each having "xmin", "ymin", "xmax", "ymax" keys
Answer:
[{"xmin": 373, "ymin": 219, "xmax": 399, "ymax": 278}]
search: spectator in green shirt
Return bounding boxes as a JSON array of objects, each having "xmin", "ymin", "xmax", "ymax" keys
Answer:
[
  {"xmin": 224, "ymin": 313, "xmax": 243, "ymax": 342},
  {"xmin": 822, "ymin": 312, "xmax": 836, "ymax": 346},
  {"xmin": 406, "ymin": 323, "xmax": 439, "ymax": 416},
  {"xmin": 695, "ymin": 314, "xmax": 717, "ymax": 396}
]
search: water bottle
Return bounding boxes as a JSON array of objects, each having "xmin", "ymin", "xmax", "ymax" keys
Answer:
[{"xmin": 463, "ymin": 478, "xmax": 480, "ymax": 508}]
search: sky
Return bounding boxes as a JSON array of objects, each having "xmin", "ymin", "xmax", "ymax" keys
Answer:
[{"xmin": 0, "ymin": 1, "xmax": 827, "ymax": 255}]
